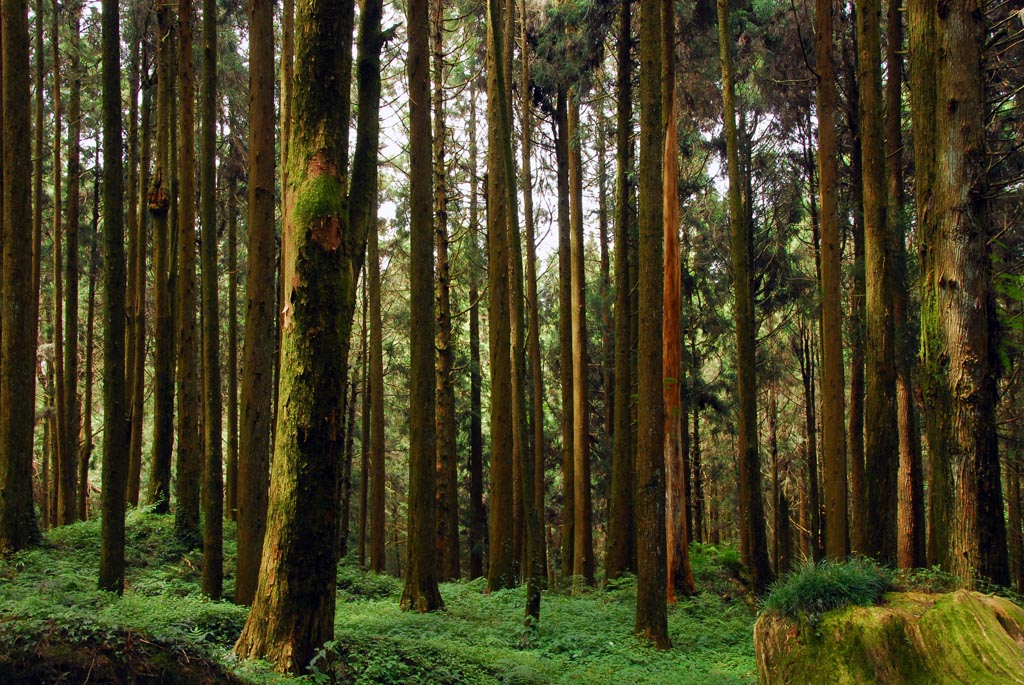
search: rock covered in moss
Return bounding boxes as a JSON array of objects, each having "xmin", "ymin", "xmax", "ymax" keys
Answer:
[{"xmin": 754, "ymin": 590, "xmax": 1024, "ymax": 684}]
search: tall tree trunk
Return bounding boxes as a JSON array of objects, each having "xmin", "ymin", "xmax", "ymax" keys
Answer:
[
  {"xmin": 60, "ymin": 0, "xmax": 82, "ymax": 525},
  {"xmin": 485, "ymin": 0, "xmax": 516, "ymax": 593},
  {"xmin": 719, "ymin": 0, "xmax": 773, "ymax": 591},
  {"xmin": 226, "ymin": 170, "xmax": 238, "ymax": 521},
  {"xmin": 98, "ymin": 0, "xmax": 128, "ymax": 592},
  {"xmin": 635, "ymin": 0, "xmax": 669, "ymax": 647},
  {"xmin": 799, "ymin": 325, "xmax": 822, "ymax": 560},
  {"xmin": 814, "ymin": 0, "xmax": 849, "ymax": 561},
  {"xmin": 402, "ymin": 9, "xmax": 443, "ymax": 590},
  {"xmin": 233, "ymin": 0, "xmax": 366, "ymax": 667},
  {"xmin": 605, "ymin": 0, "xmax": 634, "ymax": 581},
  {"xmin": 79, "ymin": 155, "xmax": 100, "ymax": 520},
  {"xmin": 234, "ymin": 0, "xmax": 275, "ymax": 606},
  {"xmin": 148, "ymin": 0, "xmax": 174, "ymax": 514},
  {"xmin": 127, "ymin": 28, "xmax": 148, "ymax": 509},
  {"xmin": 662, "ymin": 0, "xmax": 696, "ymax": 594},
  {"xmin": 432, "ymin": 0, "xmax": 459, "ymax": 581},
  {"xmin": 467, "ymin": 88, "xmax": 486, "ymax": 580},
  {"xmin": 555, "ymin": 88, "xmax": 574, "ymax": 581},
  {"xmin": 200, "ymin": 0, "xmax": 222, "ymax": 598},
  {"xmin": 911, "ymin": 0, "xmax": 1008, "ymax": 586},
  {"xmin": 174, "ymin": 0, "xmax": 202, "ymax": 548},
  {"xmin": 368, "ymin": 223, "xmax": 386, "ymax": 573},
  {"xmin": 340, "ymin": 367, "xmax": 357, "ymax": 556},
  {"xmin": 402, "ymin": 0, "xmax": 442, "ymax": 612},
  {"xmin": 568, "ymin": 93, "xmax": 594, "ymax": 589},
  {"xmin": 521, "ymin": 0, "xmax": 547, "ymax": 586},
  {"xmin": 32, "ymin": 0, "xmax": 44, "ymax": 517},
  {"xmin": 888, "ymin": 0, "xmax": 925, "ymax": 570},
  {"xmin": 358, "ymin": 280, "xmax": 369, "ymax": 567},
  {"xmin": 856, "ymin": 0, "xmax": 898, "ymax": 565},
  {"xmin": 0, "ymin": 0, "xmax": 41, "ymax": 550},
  {"xmin": 51, "ymin": 0, "xmax": 67, "ymax": 528}
]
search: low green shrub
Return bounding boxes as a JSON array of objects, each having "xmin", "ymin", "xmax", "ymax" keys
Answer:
[{"xmin": 762, "ymin": 557, "xmax": 892, "ymax": 627}]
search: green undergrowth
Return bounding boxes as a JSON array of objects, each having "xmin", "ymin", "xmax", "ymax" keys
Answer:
[
  {"xmin": 0, "ymin": 512, "xmax": 757, "ymax": 684},
  {"xmin": 761, "ymin": 557, "xmax": 892, "ymax": 630}
]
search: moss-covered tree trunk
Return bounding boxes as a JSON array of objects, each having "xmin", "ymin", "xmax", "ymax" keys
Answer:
[
  {"xmin": 98, "ymin": 0, "xmax": 128, "ymax": 592},
  {"xmin": 485, "ymin": 0, "xmax": 515, "ymax": 592},
  {"xmin": 432, "ymin": 0, "xmax": 459, "ymax": 582},
  {"xmin": 719, "ymin": 0, "xmax": 773, "ymax": 592},
  {"xmin": 174, "ymin": 0, "xmax": 202, "ymax": 548},
  {"xmin": 0, "ymin": 0, "xmax": 41, "ymax": 553},
  {"xmin": 233, "ymin": 0, "xmax": 361, "ymax": 667},
  {"xmin": 635, "ymin": 0, "xmax": 669, "ymax": 648},
  {"xmin": 235, "ymin": 0, "xmax": 275, "ymax": 606},
  {"xmin": 199, "ymin": 0, "xmax": 223, "ymax": 599},
  {"xmin": 814, "ymin": 0, "xmax": 849, "ymax": 562},
  {"xmin": 605, "ymin": 0, "xmax": 634, "ymax": 581},
  {"xmin": 913, "ymin": 0, "xmax": 1009, "ymax": 586},
  {"xmin": 148, "ymin": 0, "xmax": 174, "ymax": 515}
]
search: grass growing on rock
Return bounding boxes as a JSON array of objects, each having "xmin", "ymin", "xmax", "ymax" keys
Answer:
[
  {"xmin": 0, "ymin": 513, "xmax": 757, "ymax": 684},
  {"xmin": 761, "ymin": 557, "xmax": 892, "ymax": 628}
]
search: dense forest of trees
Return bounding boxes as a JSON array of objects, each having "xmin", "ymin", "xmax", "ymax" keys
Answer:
[{"xmin": 1, "ymin": 0, "xmax": 1023, "ymax": 674}]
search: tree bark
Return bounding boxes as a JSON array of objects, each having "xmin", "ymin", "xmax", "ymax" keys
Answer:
[
  {"xmin": 485, "ymin": 0, "xmax": 516, "ymax": 592},
  {"xmin": 719, "ymin": 0, "xmax": 773, "ymax": 591},
  {"xmin": 98, "ymin": 0, "xmax": 129, "ymax": 592},
  {"xmin": 226, "ymin": 169, "xmax": 238, "ymax": 521},
  {"xmin": 814, "ymin": 0, "xmax": 849, "ymax": 562},
  {"xmin": 200, "ymin": 0, "xmax": 223, "ymax": 599},
  {"xmin": 368, "ymin": 222, "xmax": 386, "ymax": 573},
  {"xmin": 467, "ymin": 87, "xmax": 486, "ymax": 581},
  {"xmin": 635, "ymin": 0, "xmax": 669, "ymax": 648},
  {"xmin": 148, "ymin": 0, "xmax": 174, "ymax": 515},
  {"xmin": 911, "ymin": 0, "xmax": 1008, "ymax": 586},
  {"xmin": 568, "ymin": 93, "xmax": 594, "ymax": 589},
  {"xmin": 234, "ymin": 0, "xmax": 276, "ymax": 606},
  {"xmin": 555, "ymin": 88, "xmax": 574, "ymax": 581},
  {"xmin": 0, "ymin": 0, "xmax": 41, "ymax": 552},
  {"xmin": 605, "ymin": 0, "xmax": 634, "ymax": 582},
  {"xmin": 51, "ymin": 0, "xmax": 67, "ymax": 529}
]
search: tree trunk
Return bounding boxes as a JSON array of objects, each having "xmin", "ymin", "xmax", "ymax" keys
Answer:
[
  {"xmin": 60, "ymin": 0, "xmax": 83, "ymax": 525},
  {"xmin": 814, "ymin": 0, "xmax": 849, "ymax": 562},
  {"xmin": 912, "ymin": 0, "xmax": 1008, "ymax": 586},
  {"xmin": 127, "ymin": 30, "xmax": 148, "ymax": 509},
  {"xmin": 555, "ymin": 88, "xmax": 574, "ymax": 581},
  {"xmin": 432, "ymin": 0, "xmax": 459, "ymax": 581},
  {"xmin": 200, "ymin": 0, "xmax": 223, "ymax": 599},
  {"xmin": 148, "ymin": 0, "xmax": 174, "ymax": 514},
  {"xmin": 521, "ymin": 1, "xmax": 547, "ymax": 587},
  {"xmin": 226, "ymin": 169, "xmax": 238, "ymax": 521},
  {"xmin": 340, "ymin": 366, "xmax": 357, "ymax": 557},
  {"xmin": 856, "ymin": 0, "xmax": 898, "ymax": 566},
  {"xmin": 98, "ymin": 0, "xmax": 129, "ymax": 592},
  {"xmin": 403, "ymin": 0, "xmax": 443, "ymax": 606},
  {"xmin": 79, "ymin": 155, "xmax": 100, "ymax": 520},
  {"xmin": 468, "ymin": 88, "xmax": 486, "ymax": 581},
  {"xmin": 719, "ymin": 0, "xmax": 773, "ymax": 592},
  {"xmin": 233, "ymin": 0, "xmax": 365, "ymax": 668},
  {"xmin": 0, "ymin": 0, "xmax": 41, "ymax": 552},
  {"xmin": 887, "ymin": 0, "xmax": 925, "ymax": 571},
  {"xmin": 568, "ymin": 93, "xmax": 594, "ymax": 589},
  {"xmin": 605, "ymin": 0, "xmax": 634, "ymax": 582},
  {"xmin": 51, "ymin": 0, "xmax": 67, "ymax": 529},
  {"xmin": 174, "ymin": 0, "xmax": 202, "ymax": 549},
  {"xmin": 358, "ymin": 280, "xmax": 369, "ymax": 567},
  {"xmin": 635, "ymin": 0, "xmax": 669, "ymax": 647},
  {"xmin": 368, "ymin": 222, "xmax": 386, "ymax": 573},
  {"xmin": 31, "ymin": 0, "xmax": 44, "ymax": 519},
  {"xmin": 234, "ymin": 0, "xmax": 276, "ymax": 606},
  {"xmin": 485, "ymin": 0, "xmax": 516, "ymax": 593},
  {"xmin": 799, "ymin": 325, "xmax": 822, "ymax": 560}
]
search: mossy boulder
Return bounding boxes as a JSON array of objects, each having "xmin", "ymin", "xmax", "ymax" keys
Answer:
[{"xmin": 754, "ymin": 590, "xmax": 1024, "ymax": 684}]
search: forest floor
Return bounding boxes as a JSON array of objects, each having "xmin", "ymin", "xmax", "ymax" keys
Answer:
[{"xmin": 0, "ymin": 510, "xmax": 757, "ymax": 684}]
